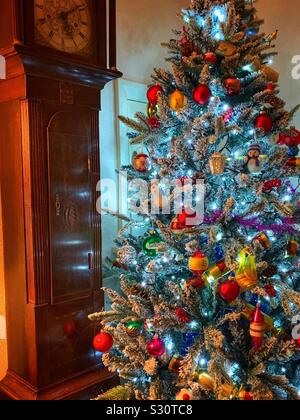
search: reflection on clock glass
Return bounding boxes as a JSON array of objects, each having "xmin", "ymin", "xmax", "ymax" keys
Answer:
[{"xmin": 34, "ymin": 0, "xmax": 92, "ymax": 54}]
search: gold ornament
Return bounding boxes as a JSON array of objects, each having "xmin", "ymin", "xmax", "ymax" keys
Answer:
[
  {"xmin": 147, "ymin": 102, "xmax": 158, "ymax": 118},
  {"xmin": 202, "ymin": 259, "xmax": 231, "ymax": 284},
  {"xmin": 209, "ymin": 152, "xmax": 226, "ymax": 175},
  {"xmin": 198, "ymin": 372, "xmax": 215, "ymax": 392},
  {"xmin": 169, "ymin": 89, "xmax": 188, "ymax": 112},
  {"xmin": 235, "ymin": 248, "xmax": 258, "ymax": 291}
]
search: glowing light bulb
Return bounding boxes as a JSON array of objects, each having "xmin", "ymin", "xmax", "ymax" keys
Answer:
[
  {"xmin": 214, "ymin": 8, "xmax": 226, "ymax": 22},
  {"xmin": 200, "ymin": 358, "xmax": 207, "ymax": 367},
  {"xmin": 223, "ymin": 103, "xmax": 230, "ymax": 111}
]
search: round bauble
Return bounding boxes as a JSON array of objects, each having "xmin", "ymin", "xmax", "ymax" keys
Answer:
[
  {"xmin": 255, "ymin": 113, "xmax": 273, "ymax": 134},
  {"xmin": 203, "ymin": 52, "xmax": 217, "ymax": 64},
  {"xmin": 188, "ymin": 250, "xmax": 209, "ymax": 276},
  {"xmin": 93, "ymin": 332, "xmax": 113, "ymax": 353},
  {"xmin": 133, "ymin": 153, "xmax": 152, "ymax": 173},
  {"xmin": 124, "ymin": 320, "xmax": 143, "ymax": 337},
  {"xmin": 143, "ymin": 233, "xmax": 162, "ymax": 258},
  {"xmin": 193, "ymin": 84, "xmax": 212, "ymax": 106},
  {"xmin": 147, "ymin": 337, "xmax": 166, "ymax": 358},
  {"xmin": 296, "ymin": 337, "xmax": 300, "ymax": 349},
  {"xmin": 169, "ymin": 89, "xmax": 188, "ymax": 112},
  {"xmin": 117, "ymin": 245, "xmax": 137, "ymax": 265},
  {"xmin": 224, "ymin": 78, "xmax": 241, "ymax": 96},
  {"xmin": 219, "ymin": 279, "xmax": 240, "ymax": 303},
  {"xmin": 147, "ymin": 85, "xmax": 163, "ymax": 105},
  {"xmin": 170, "ymin": 216, "xmax": 186, "ymax": 234},
  {"xmin": 169, "ymin": 355, "xmax": 183, "ymax": 375}
]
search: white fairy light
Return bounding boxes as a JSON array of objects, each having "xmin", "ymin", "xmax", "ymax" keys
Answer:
[
  {"xmin": 213, "ymin": 8, "xmax": 226, "ymax": 22},
  {"xmin": 200, "ymin": 358, "xmax": 207, "ymax": 367},
  {"xmin": 223, "ymin": 103, "xmax": 230, "ymax": 111},
  {"xmin": 283, "ymin": 195, "xmax": 291, "ymax": 202},
  {"xmin": 190, "ymin": 321, "xmax": 199, "ymax": 329},
  {"xmin": 243, "ymin": 64, "xmax": 252, "ymax": 72}
]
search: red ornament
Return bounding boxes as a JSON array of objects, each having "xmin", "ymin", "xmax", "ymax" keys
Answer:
[
  {"xmin": 170, "ymin": 217, "xmax": 186, "ymax": 234},
  {"xmin": 186, "ymin": 277, "xmax": 206, "ymax": 289},
  {"xmin": 175, "ymin": 308, "xmax": 191, "ymax": 324},
  {"xmin": 93, "ymin": 332, "xmax": 113, "ymax": 353},
  {"xmin": 224, "ymin": 78, "xmax": 241, "ymax": 96},
  {"xmin": 133, "ymin": 154, "xmax": 152, "ymax": 173},
  {"xmin": 188, "ymin": 250, "xmax": 209, "ymax": 276},
  {"xmin": 267, "ymin": 83, "xmax": 275, "ymax": 92},
  {"xmin": 193, "ymin": 84, "xmax": 212, "ymax": 106},
  {"xmin": 262, "ymin": 179, "xmax": 282, "ymax": 192},
  {"xmin": 264, "ymin": 284, "xmax": 277, "ymax": 298},
  {"xmin": 204, "ymin": 52, "xmax": 217, "ymax": 64},
  {"xmin": 147, "ymin": 336, "xmax": 166, "ymax": 358},
  {"xmin": 147, "ymin": 85, "xmax": 163, "ymax": 105},
  {"xmin": 296, "ymin": 337, "xmax": 300, "ymax": 349},
  {"xmin": 255, "ymin": 113, "xmax": 273, "ymax": 134},
  {"xmin": 223, "ymin": 107, "xmax": 234, "ymax": 123},
  {"xmin": 147, "ymin": 116, "xmax": 160, "ymax": 129},
  {"xmin": 219, "ymin": 279, "xmax": 240, "ymax": 303},
  {"xmin": 278, "ymin": 128, "xmax": 300, "ymax": 147},
  {"xmin": 250, "ymin": 306, "xmax": 265, "ymax": 351}
]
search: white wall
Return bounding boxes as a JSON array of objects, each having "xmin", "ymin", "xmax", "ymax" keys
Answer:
[{"xmin": 257, "ymin": 0, "xmax": 300, "ymax": 126}]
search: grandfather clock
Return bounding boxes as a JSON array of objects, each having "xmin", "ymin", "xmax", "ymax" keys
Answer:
[{"xmin": 0, "ymin": 0, "xmax": 121, "ymax": 400}]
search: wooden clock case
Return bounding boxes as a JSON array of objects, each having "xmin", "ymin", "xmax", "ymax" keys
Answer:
[{"xmin": 0, "ymin": 0, "xmax": 121, "ymax": 400}]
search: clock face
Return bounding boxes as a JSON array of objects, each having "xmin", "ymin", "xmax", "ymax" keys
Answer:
[{"xmin": 34, "ymin": 0, "xmax": 93, "ymax": 55}]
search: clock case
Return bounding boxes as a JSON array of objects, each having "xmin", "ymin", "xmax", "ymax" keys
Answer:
[{"xmin": 0, "ymin": 0, "xmax": 121, "ymax": 400}]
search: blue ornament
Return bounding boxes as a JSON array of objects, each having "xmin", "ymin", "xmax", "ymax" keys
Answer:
[
  {"xmin": 287, "ymin": 146, "xmax": 299, "ymax": 158},
  {"xmin": 215, "ymin": 244, "xmax": 224, "ymax": 261}
]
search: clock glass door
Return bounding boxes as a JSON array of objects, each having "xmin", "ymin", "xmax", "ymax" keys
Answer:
[{"xmin": 34, "ymin": 0, "xmax": 93, "ymax": 57}]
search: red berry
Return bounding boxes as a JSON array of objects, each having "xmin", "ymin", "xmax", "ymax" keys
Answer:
[{"xmin": 183, "ymin": 394, "xmax": 191, "ymax": 401}]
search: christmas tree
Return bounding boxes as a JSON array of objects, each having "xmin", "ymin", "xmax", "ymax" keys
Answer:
[{"xmin": 90, "ymin": 0, "xmax": 300, "ymax": 400}]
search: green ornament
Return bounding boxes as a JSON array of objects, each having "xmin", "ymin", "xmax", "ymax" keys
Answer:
[
  {"xmin": 125, "ymin": 320, "xmax": 143, "ymax": 337},
  {"xmin": 142, "ymin": 232, "xmax": 162, "ymax": 257}
]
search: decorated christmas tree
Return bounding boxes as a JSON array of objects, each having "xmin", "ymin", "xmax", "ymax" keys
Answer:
[{"xmin": 90, "ymin": 0, "xmax": 300, "ymax": 400}]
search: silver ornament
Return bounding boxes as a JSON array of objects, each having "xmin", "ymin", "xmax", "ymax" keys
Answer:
[{"xmin": 117, "ymin": 246, "xmax": 137, "ymax": 265}]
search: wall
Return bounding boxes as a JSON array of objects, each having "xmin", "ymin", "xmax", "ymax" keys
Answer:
[
  {"xmin": 0, "ymin": 0, "xmax": 300, "ymax": 382},
  {"xmin": 257, "ymin": 0, "xmax": 300, "ymax": 126}
]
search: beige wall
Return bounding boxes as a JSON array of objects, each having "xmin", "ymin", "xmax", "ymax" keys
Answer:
[
  {"xmin": 0, "ymin": 0, "xmax": 300, "ymax": 382},
  {"xmin": 257, "ymin": 0, "xmax": 300, "ymax": 126},
  {"xmin": 117, "ymin": 0, "xmax": 187, "ymax": 83}
]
